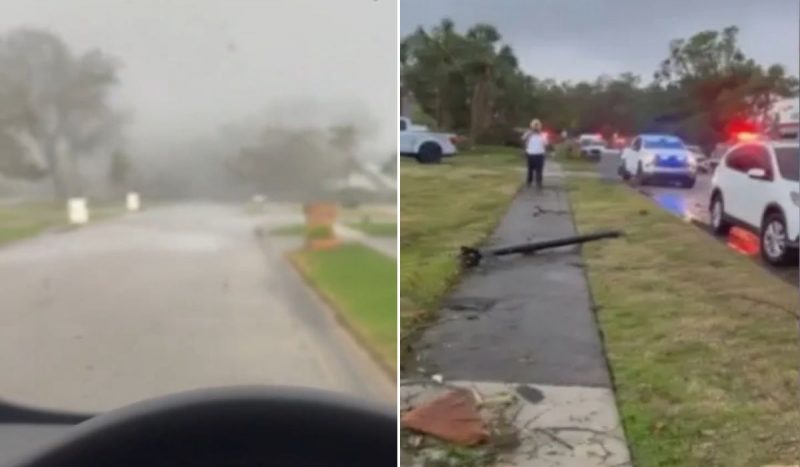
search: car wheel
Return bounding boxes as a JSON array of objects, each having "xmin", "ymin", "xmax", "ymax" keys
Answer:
[
  {"xmin": 416, "ymin": 143, "xmax": 442, "ymax": 164},
  {"xmin": 709, "ymin": 193, "xmax": 730, "ymax": 235},
  {"xmin": 760, "ymin": 211, "xmax": 796, "ymax": 266}
]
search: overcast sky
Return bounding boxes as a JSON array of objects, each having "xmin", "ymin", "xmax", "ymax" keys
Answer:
[
  {"xmin": 0, "ymin": 0, "xmax": 397, "ymax": 158},
  {"xmin": 401, "ymin": 0, "xmax": 799, "ymax": 84}
]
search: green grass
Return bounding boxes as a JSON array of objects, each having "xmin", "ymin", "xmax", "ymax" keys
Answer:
[
  {"xmin": 292, "ymin": 243, "xmax": 397, "ymax": 372},
  {"xmin": 346, "ymin": 220, "xmax": 397, "ymax": 237},
  {"xmin": 400, "ymin": 149, "xmax": 521, "ymax": 336},
  {"xmin": 0, "ymin": 202, "xmax": 122, "ymax": 246},
  {"xmin": 269, "ymin": 224, "xmax": 306, "ymax": 236},
  {"xmin": 568, "ymin": 178, "xmax": 800, "ymax": 466}
]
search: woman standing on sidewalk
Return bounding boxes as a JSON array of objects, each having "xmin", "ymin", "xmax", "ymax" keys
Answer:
[{"xmin": 522, "ymin": 119, "xmax": 548, "ymax": 189}]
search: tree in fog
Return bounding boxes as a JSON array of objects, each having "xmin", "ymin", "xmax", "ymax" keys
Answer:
[
  {"xmin": 108, "ymin": 149, "xmax": 131, "ymax": 191},
  {"xmin": 231, "ymin": 125, "xmax": 356, "ymax": 202},
  {"xmin": 0, "ymin": 28, "xmax": 123, "ymax": 198}
]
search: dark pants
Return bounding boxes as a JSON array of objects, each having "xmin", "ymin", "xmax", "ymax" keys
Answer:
[{"xmin": 526, "ymin": 153, "xmax": 545, "ymax": 188}]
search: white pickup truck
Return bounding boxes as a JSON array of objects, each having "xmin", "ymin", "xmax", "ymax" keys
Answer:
[{"xmin": 399, "ymin": 117, "xmax": 457, "ymax": 163}]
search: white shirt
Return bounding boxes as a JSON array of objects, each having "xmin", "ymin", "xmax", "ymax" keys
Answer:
[{"xmin": 524, "ymin": 131, "xmax": 547, "ymax": 155}]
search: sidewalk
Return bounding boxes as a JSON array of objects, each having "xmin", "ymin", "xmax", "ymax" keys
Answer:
[
  {"xmin": 334, "ymin": 223, "xmax": 396, "ymax": 258},
  {"xmin": 402, "ymin": 173, "xmax": 631, "ymax": 466}
]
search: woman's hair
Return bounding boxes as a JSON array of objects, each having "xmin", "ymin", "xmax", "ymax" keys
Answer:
[{"xmin": 530, "ymin": 119, "xmax": 542, "ymax": 130}]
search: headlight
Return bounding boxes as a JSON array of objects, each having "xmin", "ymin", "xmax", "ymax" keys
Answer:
[{"xmin": 791, "ymin": 191, "xmax": 800, "ymax": 207}]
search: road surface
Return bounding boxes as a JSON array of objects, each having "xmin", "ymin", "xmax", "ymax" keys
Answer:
[{"xmin": 0, "ymin": 203, "xmax": 391, "ymax": 413}]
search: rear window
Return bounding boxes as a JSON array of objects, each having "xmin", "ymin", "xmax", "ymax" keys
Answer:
[
  {"xmin": 775, "ymin": 147, "xmax": 799, "ymax": 181},
  {"xmin": 643, "ymin": 138, "xmax": 685, "ymax": 150}
]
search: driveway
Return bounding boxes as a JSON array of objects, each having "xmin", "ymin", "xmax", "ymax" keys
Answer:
[{"xmin": 0, "ymin": 203, "xmax": 392, "ymax": 460}]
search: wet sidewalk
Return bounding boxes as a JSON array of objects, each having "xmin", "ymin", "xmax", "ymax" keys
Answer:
[{"xmin": 403, "ymin": 171, "xmax": 631, "ymax": 466}]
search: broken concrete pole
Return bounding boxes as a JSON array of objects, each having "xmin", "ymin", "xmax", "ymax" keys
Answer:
[{"xmin": 460, "ymin": 229, "xmax": 623, "ymax": 267}]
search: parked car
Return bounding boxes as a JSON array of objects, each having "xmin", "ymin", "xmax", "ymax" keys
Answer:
[
  {"xmin": 399, "ymin": 117, "xmax": 457, "ymax": 164},
  {"xmin": 577, "ymin": 134, "xmax": 605, "ymax": 159},
  {"xmin": 618, "ymin": 134, "xmax": 698, "ymax": 188},
  {"xmin": 709, "ymin": 139, "xmax": 799, "ymax": 265},
  {"xmin": 686, "ymin": 145, "xmax": 712, "ymax": 173}
]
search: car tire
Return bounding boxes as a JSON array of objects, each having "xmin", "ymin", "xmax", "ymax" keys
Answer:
[
  {"xmin": 709, "ymin": 193, "xmax": 730, "ymax": 236},
  {"xmin": 760, "ymin": 211, "xmax": 796, "ymax": 266},
  {"xmin": 416, "ymin": 143, "xmax": 442, "ymax": 164}
]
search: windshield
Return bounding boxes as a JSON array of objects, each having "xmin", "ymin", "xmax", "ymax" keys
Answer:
[
  {"xmin": 643, "ymin": 138, "xmax": 685, "ymax": 150},
  {"xmin": 0, "ymin": 1, "xmax": 397, "ymax": 421},
  {"xmin": 581, "ymin": 139, "xmax": 602, "ymax": 146},
  {"xmin": 775, "ymin": 147, "xmax": 799, "ymax": 181}
]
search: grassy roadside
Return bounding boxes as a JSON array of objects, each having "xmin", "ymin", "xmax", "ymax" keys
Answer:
[
  {"xmin": 0, "ymin": 203, "xmax": 123, "ymax": 247},
  {"xmin": 400, "ymin": 149, "xmax": 521, "ymax": 338},
  {"xmin": 567, "ymin": 178, "xmax": 800, "ymax": 466},
  {"xmin": 290, "ymin": 243, "xmax": 397, "ymax": 373}
]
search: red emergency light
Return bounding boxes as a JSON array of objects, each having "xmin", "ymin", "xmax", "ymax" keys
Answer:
[{"xmin": 735, "ymin": 131, "xmax": 759, "ymax": 142}]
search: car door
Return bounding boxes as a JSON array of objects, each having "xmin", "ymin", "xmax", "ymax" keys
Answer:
[
  {"xmin": 399, "ymin": 118, "xmax": 415, "ymax": 154},
  {"xmin": 739, "ymin": 144, "xmax": 774, "ymax": 228},
  {"xmin": 721, "ymin": 144, "xmax": 763, "ymax": 224}
]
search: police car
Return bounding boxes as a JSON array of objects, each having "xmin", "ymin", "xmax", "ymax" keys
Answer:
[
  {"xmin": 709, "ymin": 134, "xmax": 799, "ymax": 266},
  {"xmin": 618, "ymin": 134, "xmax": 698, "ymax": 188}
]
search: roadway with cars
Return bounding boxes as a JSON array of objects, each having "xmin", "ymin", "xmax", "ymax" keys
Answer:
[{"xmin": 596, "ymin": 149, "xmax": 796, "ymax": 285}]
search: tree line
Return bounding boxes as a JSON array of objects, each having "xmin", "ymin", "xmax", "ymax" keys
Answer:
[{"xmin": 401, "ymin": 20, "xmax": 799, "ymax": 151}]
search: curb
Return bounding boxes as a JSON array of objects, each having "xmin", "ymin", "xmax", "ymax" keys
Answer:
[{"xmin": 284, "ymin": 248, "xmax": 397, "ymax": 383}]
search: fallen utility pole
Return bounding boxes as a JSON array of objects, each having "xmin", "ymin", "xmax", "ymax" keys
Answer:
[{"xmin": 459, "ymin": 230, "xmax": 624, "ymax": 268}]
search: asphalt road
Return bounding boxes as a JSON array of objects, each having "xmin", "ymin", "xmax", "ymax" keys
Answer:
[
  {"xmin": 0, "ymin": 203, "xmax": 392, "ymax": 415},
  {"xmin": 597, "ymin": 150, "xmax": 796, "ymax": 285}
]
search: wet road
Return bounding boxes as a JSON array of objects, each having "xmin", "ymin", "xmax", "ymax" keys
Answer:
[
  {"xmin": 0, "ymin": 203, "xmax": 392, "ymax": 414},
  {"xmin": 596, "ymin": 151, "xmax": 796, "ymax": 285}
]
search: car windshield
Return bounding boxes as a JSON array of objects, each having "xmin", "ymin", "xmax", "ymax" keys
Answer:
[
  {"xmin": 643, "ymin": 138, "xmax": 685, "ymax": 150},
  {"xmin": 0, "ymin": 0, "xmax": 397, "ymax": 425},
  {"xmin": 581, "ymin": 139, "xmax": 602, "ymax": 146},
  {"xmin": 774, "ymin": 147, "xmax": 799, "ymax": 181}
]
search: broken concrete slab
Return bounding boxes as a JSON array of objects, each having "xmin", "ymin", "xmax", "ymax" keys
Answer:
[
  {"xmin": 401, "ymin": 380, "xmax": 631, "ymax": 467},
  {"xmin": 402, "ymin": 388, "xmax": 489, "ymax": 446}
]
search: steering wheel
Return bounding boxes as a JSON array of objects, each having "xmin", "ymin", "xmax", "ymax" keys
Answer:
[{"xmin": 11, "ymin": 386, "xmax": 395, "ymax": 467}]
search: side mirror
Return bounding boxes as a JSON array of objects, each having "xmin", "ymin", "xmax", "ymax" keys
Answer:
[{"xmin": 747, "ymin": 168, "xmax": 768, "ymax": 180}]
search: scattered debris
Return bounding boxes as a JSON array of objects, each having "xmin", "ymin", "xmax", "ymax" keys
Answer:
[
  {"xmin": 460, "ymin": 230, "xmax": 624, "ymax": 268},
  {"xmin": 515, "ymin": 385, "xmax": 544, "ymax": 404},
  {"xmin": 402, "ymin": 389, "xmax": 490, "ymax": 446}
]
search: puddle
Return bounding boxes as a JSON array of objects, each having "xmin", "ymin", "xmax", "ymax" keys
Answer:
[{"xmin": 651, "ymin": 192, "xmax": 688, "ymax": 218}]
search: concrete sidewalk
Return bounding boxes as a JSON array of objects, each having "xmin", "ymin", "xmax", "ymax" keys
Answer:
[
  {"xmin": 334, "ymin": 223, "xmax": 396, "ymax": 258},
  {"xmin": 402, "ymin": 174, "xmax": 631, "ymax": 466}
]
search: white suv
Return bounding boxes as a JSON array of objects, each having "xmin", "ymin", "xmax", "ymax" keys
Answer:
[{"xmin": 709, "ymin": 139, "xmax": 799, "ymax": 265}]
